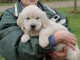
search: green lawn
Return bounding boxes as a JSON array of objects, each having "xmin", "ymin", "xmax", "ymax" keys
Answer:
[
  {"xmin": 0, "ymin": 7, "xmax": 80, "ymax": 60},
  {"xmin": 56, "ymin": 7, "xmax": 80, "ymax": 46},
  {"xmin": 0, "ymin": 3, "xmax": 14, "ymax": 6},
  {"xmin": 0, "ymin": 12, "xmax": 2, "ymax": 16},
  {"xmin": 0, "ymin": 56, "xmax": 5, "ymax": 60}
]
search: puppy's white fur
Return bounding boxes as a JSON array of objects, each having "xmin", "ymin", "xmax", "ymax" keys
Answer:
[{"xmin": 17, "ymin": 5, "xmax": 80, "ymax": 60}]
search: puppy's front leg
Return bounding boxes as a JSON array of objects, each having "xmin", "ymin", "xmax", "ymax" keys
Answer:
[
  {"xmin": 21, "ymin": 34, "xmax": 30, "ymax": 43},
  {"xmin": 39, "ymin": 28, "xmax": 53, "ymax": 48}
]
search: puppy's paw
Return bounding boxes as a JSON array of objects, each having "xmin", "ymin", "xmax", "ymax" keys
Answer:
[
  {"xmin": 21, "ymin": 34, "xmax": 30, "ymax": 43},
  {"xmin": 39, "ymin": 37, "xmax": 49, "ymax": 48}
]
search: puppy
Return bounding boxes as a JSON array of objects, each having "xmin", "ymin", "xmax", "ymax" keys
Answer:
[
  {"xmin": 17, "ymin": 5, "xmax": 67, "ymax": 47},
  {"xmin": 17, "ymin": 5, "xmax": 80, "ymax": 60}
]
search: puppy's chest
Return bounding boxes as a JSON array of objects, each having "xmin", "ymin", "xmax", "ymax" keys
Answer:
[{"xmin": 29, "ymin": 31, "xmax": 40, "ymax": 36}]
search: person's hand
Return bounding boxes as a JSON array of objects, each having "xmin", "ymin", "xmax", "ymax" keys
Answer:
[
  {"xmin": 49, "ymin": 47, "xmax": 67, "ymax": 60},
  {"xmin": 54, "ymin": 30, "xmax": 77, "ymax": 50}
]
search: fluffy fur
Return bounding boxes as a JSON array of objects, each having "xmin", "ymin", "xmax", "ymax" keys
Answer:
[{"xmin": 17, "ymin": 5, "xmax": 80, "ymax": 60}]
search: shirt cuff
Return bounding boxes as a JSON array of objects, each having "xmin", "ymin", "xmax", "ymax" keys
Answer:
[{"xmin": 49, "ymin": 35, "xmax": 57, "ymax": 47}]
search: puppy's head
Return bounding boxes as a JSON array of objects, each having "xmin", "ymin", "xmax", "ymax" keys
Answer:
[{"xmin": 17, "ymin": 5, "xmax": 49, "ymax": 33}]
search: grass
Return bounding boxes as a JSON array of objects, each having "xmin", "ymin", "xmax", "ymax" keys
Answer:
[
  {"xmin": 0, "ymin": 12, "xmax": 2, "ymax": 15},
  {"xmin": 0, "ymin": 0, "xmax": 80, "ymax": 6},
  {"xmin": 0, "ymin": 56, "xmax": 5, "ymax": 60},
  {"xmin": 42, "ymin": 0, "xmax": 80, "ymax": 2},
  {"xmin": 56, "ymin": 6, "xmax": 80, "ymax": 46},
  {"xmin": 0, "ymin": 3, "xmax": 14, "ymax": 6}
]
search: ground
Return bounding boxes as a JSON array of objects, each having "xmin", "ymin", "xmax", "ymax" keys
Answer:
[{"xmin": 0, "ymin": 1, "xmax": 80, "ymax": 12}]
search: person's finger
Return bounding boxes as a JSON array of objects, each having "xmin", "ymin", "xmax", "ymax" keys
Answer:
[
  {"xmin": 52, "ymin": 51, "xmax": 58, "ymax": 55},
  {"xmin": 59, "ymin": 49, "xmax": 63, "ymax": 52},
  {"xmin": 68, "ymin": 43, "xmax": 75, "ymax": 50},
  {"xmin": 53, "ymin": 51, "xmax": 64, "ymax": 57},
  {"xmin": 52, "ymin": 51, "xmax": 64, "ymax": 57},
  {"xmin": 72, "ymin": 34, "xmax": 76, "ymax": 37},
  {"xmin": 72, "ymin": 34, "xmax": 77, "ymax": 42},
  {"xmin": 71, "ymin": 40, "xmax": 77, "ymax": 46},
  {"xmin": 49, "ymin": 51, "xmax": 58, "ymax": 58},
  {"xmin": 51, "ymin": 54, "xmax": 57, "ymax": 58},
  {"xmin": 63, "ymin": 47, "xmax": 67, "ymax": 56}
]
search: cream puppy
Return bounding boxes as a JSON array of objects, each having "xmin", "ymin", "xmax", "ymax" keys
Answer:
[
  {"xmin": 17, "ymin": 5, "xmax": 67, "ymax": 47},
  {"xmin": 17, "ymin": 5, "xmax": 80, "ymax": 60}
]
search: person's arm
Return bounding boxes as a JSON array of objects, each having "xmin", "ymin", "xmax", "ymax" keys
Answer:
[
  {"xmin": 39, "ymin": 3, "xmax": 77, "ymax": 60},
  {"xmin": 0, "ymin": 9, "xmax": 55, "ymax": 60},
  {"xmin": 52, "ymin": 9, "xmax": 77, "ymax": 49},
  {"xmin": 0, "ymin": 9, "xmax": 23, "ymax": 60},
  {"xmin": 44, "ymin": 7, "xmax": 76, "ymax": 50},
  {"xmin": 48, "ymin": 8, "xmax": 77, "ymax": 60}
]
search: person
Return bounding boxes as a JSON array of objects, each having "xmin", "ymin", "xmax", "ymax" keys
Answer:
[{"xmin": 0, "ymin": 0, "xmax": 77, "ymax": 60}]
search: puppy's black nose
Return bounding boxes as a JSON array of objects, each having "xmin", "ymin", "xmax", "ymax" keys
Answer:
[{"xmin": 31, "ymin": 25, "xmax": 36, "ymax": 28}]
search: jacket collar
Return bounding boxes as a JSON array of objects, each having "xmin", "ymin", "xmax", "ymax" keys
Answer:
[{"xmin": 15, "ymin": 0, "xmax": 23, "ymax": 17}]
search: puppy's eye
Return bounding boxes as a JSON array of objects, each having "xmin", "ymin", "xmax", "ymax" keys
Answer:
[
  {"xmin": 26, "ymin": 17, "xmax": 30, "ymax": 20},
  {"xmin": 36, "ymin": 17, "xmax": 40, "ymax": 20}
]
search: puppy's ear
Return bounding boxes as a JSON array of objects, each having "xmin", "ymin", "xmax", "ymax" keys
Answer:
[
  {"xmin": 17, "ymin": 13, "xmax": 24, "ymax": 30},
  {"xmin": 41, "ymin": 12, "xmax": 50, "ymax": 28}
]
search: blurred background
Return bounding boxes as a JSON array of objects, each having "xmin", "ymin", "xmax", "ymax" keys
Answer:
[{"xmin": 0, "ymin": 0, "xmax": 80, "ymax": 60}]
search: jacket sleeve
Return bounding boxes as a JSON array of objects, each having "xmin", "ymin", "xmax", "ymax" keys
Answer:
[
  {"xmin": 0, "ymin": 10, "xmax": 54, "ymax": 60},
  {"xmin": 0, "ymin": 10, "xmax": 23, "ymax": 60},
  {"xmin": 52, "ymin": 9, "xmax": 72, "ymax": 32},
  {"xmin": 41, "ymin": 4, "xmax": 72, "ymax": 32}
]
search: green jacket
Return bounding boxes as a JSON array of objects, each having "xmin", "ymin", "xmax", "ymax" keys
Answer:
[{"xmin": 0, "ymin": 0, "xmax": 71, "ymax": 60}]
